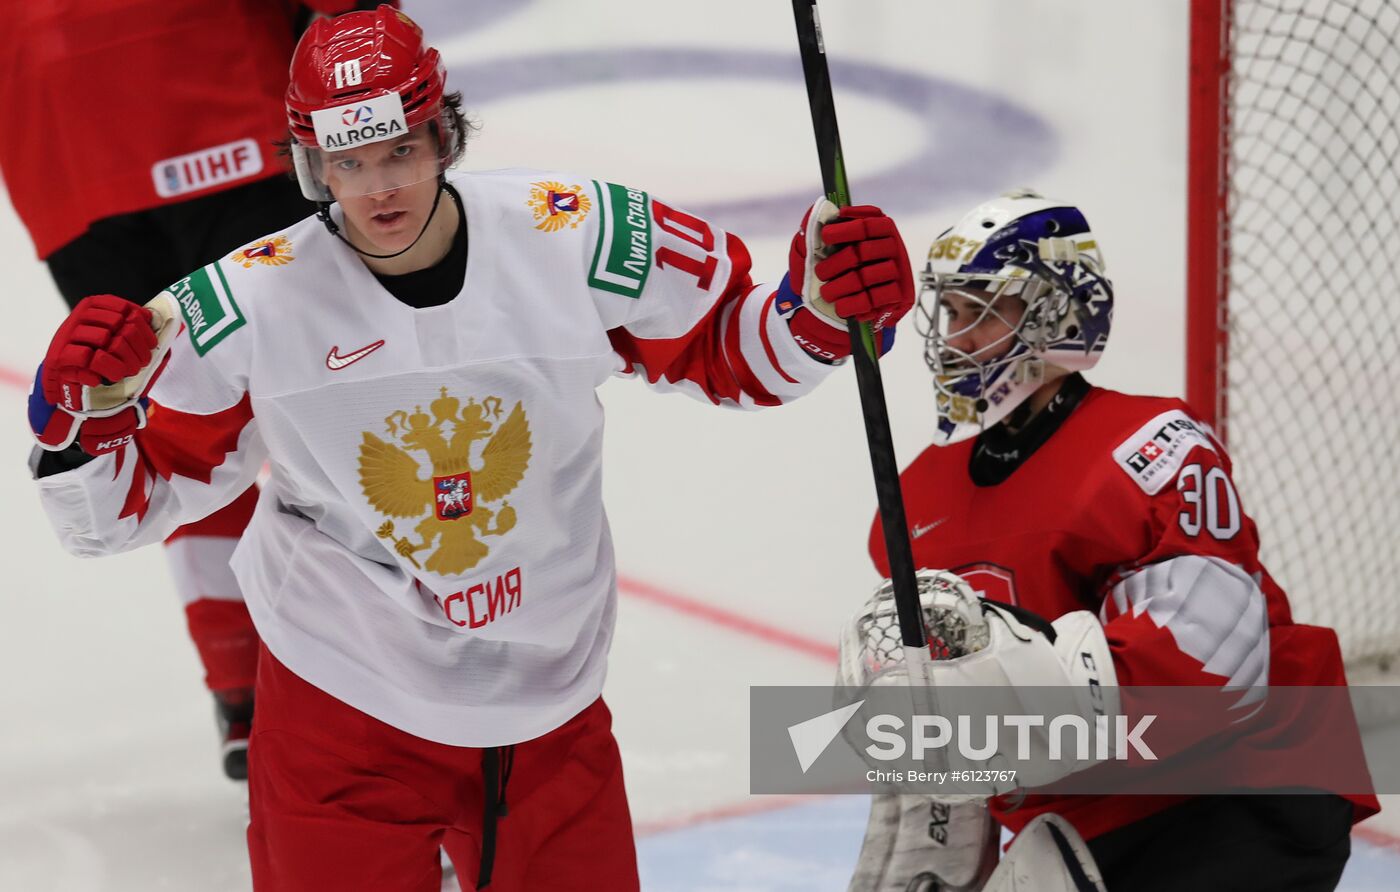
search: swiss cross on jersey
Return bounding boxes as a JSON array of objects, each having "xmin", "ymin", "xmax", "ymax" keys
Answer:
[
  {"xmin": 434, "ymin": 472, "xmax": 474, "ymax": 520},
  {"xmin": 952, "ymin": 562, "xmax": 1019, "ymax": 605}
]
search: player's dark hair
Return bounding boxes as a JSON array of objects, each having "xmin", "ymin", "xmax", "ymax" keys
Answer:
[{"xmin": 439, "ymin": 91, "xmax": 477, "ymax": 167}]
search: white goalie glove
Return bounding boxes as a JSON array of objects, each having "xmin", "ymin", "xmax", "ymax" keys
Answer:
[
  {"xmin": 838, "ymin": 570, "xmax": 1120, "ymax": 793},
  {"xmin": 838, "ymin": 571, "xmax": 1113, "ymax": 891}
]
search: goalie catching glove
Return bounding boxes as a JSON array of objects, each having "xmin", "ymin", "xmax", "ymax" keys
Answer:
[
  {"xmin": 30, "ymin": 293, "xmax": 180, "ymax": 455},
  {"xmin": 837, "ymin": 570, "xmax": 1120, "ymax": 794}
]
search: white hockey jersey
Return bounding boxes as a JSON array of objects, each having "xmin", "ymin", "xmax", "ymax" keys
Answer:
[{"xmin": 36, "ymin": 169, "xmax": 836, "ymax": 745}]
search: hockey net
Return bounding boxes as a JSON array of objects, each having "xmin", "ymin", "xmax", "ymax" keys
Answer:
[{"xmin": 1188, "ymin": 0, "xmax": 1400, "ymax": 672}]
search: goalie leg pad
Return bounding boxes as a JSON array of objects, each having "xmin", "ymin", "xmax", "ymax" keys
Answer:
[
  {"xmin": 848, "ymin": 793, "xmax": 997, "ymax": 892},
  {"xmin": 982, "ymin": 814, "xmax": 1106, "ymax": 892}
]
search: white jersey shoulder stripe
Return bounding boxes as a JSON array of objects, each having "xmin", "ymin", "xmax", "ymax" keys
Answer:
[{"xmin": 1103, "ymin": 554, "xmax": 1269, "ymax": 714}]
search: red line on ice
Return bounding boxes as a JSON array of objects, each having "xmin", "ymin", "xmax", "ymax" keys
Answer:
[
  {"xmin": 0, "ymin": 364, "xmax": 30, "ymax": 390},
  {"xmin": 1355, "ymin": 823, "xmax": 1400, "ymax": 855},
  {"xmin": 616, "ymin": 572, "xmax": 838, "ymax": 663},
  {"xmin": 635, "ymin": 794, "xmax": 828, "ymax": 837}
]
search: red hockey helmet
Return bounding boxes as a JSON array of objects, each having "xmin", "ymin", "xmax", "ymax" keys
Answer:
[{"xmin": 285, "ymin": 6, "xmax": 457, "ymax": 201}]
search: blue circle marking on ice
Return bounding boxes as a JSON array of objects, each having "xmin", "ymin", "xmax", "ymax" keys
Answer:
[
  {"xmin": 403, "ymin": 0, "xmax": 530, "ymax": 39},
  {"xmin": 446, "ymin": 48, "xmax": 1057, "ymax": 234}
]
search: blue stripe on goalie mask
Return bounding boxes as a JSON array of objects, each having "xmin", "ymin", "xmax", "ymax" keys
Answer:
[{"xmin": 962, "ymin": 207, "xmax": 1093, "ymax": 274}]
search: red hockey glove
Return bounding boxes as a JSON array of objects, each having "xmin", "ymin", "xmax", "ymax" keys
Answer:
[
  {"xmin": 31, "ymin": 294, "xmax": 172, "ymax": 455},
  {"xmin": 42, "ymin": 295, "xmax": 158, "ymax": 412},
  {"xmin": 30, "ymin": 363, "xmax": 156, "ymax": 455},
  {"xmin": 781, "ymin": 199, "xmax": 915, "ymax": 361}
]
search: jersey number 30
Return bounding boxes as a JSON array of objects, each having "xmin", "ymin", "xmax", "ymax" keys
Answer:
[{"xmin": 1177, "ymin": 463, "xmax": 1241, "ymax": 541}]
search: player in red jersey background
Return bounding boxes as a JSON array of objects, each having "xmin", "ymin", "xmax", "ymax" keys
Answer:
[
  {"xmin": 847, "ymin": 190, "xmax": 1378, "ymax": 891},
  {"xmin": 0, "ymin": 0, "xmax": 385, "ymax": 778}
]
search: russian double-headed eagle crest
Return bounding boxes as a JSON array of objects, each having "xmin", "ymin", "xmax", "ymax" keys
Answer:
[
  {"xmin": 231, "ymin": 235, "xmax": 295, "ymax": 268},
  {"xmin": 527, "ymin": 180, "xmax": 592, "ymax": 232},
  {"xmin": 358, "ymin": 389, "xmax": 532, "ymax": 576}
]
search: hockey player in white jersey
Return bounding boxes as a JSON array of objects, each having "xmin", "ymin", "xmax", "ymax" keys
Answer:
[{"xmin": 25, "ymin": 6, "xmax": 915, "ymax": 890}]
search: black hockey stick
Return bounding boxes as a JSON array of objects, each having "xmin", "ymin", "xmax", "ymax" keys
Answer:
[{"xmin": 791, "ymin": 0, "xmax": 925, "ymax": 653}]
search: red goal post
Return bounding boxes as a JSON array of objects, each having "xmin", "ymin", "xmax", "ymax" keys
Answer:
[{"xmin": 1186, "ymin": 0, "xmax": 1400, "ymax": 671}]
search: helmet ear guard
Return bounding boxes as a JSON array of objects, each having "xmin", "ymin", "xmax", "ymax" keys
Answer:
[{"xmin": 919, "ymin": 191, "xmax": 1114, "ymax": 445}]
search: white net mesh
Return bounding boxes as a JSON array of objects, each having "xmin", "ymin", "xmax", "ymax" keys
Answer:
[{"xmin": 1226, "ymin": 0, "xmax": 1400, "ymax": 668}]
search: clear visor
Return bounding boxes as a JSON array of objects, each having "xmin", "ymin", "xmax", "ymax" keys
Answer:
[{"xmin": 292, "ymin": 116, "xmax": 458, "ymax": 202}]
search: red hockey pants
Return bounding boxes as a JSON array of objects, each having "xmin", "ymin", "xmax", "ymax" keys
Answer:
[{"xmin": 246, "ymin": 647, "xmax": 639, "ymax": 891}]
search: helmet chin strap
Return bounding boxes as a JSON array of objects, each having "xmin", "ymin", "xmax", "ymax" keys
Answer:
[{"xmin": 315, "ymin": 175, "xmax": 448, "ymax": 261}]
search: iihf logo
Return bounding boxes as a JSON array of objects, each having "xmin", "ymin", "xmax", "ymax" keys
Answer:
[{"xmin": 341, "ymin": 106, "xmax": 374, "ymax": 126}]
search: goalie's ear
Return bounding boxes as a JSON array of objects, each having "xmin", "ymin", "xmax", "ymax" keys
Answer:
[{"xmin": 983, "ymin": 813, "xmax": 1107, "ymax": 892}]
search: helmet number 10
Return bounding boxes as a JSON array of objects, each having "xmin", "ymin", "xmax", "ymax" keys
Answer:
[
  {"xmin": 334, "ymin": 59, "xmax": 364, "ymax": 89},
  {"xmin": 1177, "ymin": 463, "xmax": 1241, "ymax": 541}
]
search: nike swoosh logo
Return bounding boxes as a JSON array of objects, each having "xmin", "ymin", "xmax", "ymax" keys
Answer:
[
  {"xmin": 326, "ymin": 340, "xmax": 386, "ymax": 370},
  {"xmin": 912, "ymin": 517, "xmax": 947, "ymax": 539}
]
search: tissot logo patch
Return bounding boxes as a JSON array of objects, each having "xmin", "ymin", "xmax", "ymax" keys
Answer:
[{"xmin": 1113, "ymin": 410, "xmax": 1217, "ymax": 495}]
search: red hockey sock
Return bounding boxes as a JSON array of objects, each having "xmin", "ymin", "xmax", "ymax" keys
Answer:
[{"xmin": 184, "ymin": 598, "xmax": 260, "ymax": 692}]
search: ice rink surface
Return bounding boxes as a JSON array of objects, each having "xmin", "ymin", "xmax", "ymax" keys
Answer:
[{"xmin": 1, "ymin": 1, "xmax": 1397, "ymax": 888}]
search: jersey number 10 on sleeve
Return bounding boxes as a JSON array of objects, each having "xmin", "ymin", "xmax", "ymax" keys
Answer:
[
  {"xmin": 654, "ymin": 201, "xmax": 719, "ymax": 291},
  {"xmin": 1177, "ymin": 463, "xmax": 1241, "ymax": 541}
]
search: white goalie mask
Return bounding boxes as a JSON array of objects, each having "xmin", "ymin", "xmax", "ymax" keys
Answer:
[{"xmin": 915, "ymin": 189, "xmax": 1114, "ymax": 445}]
